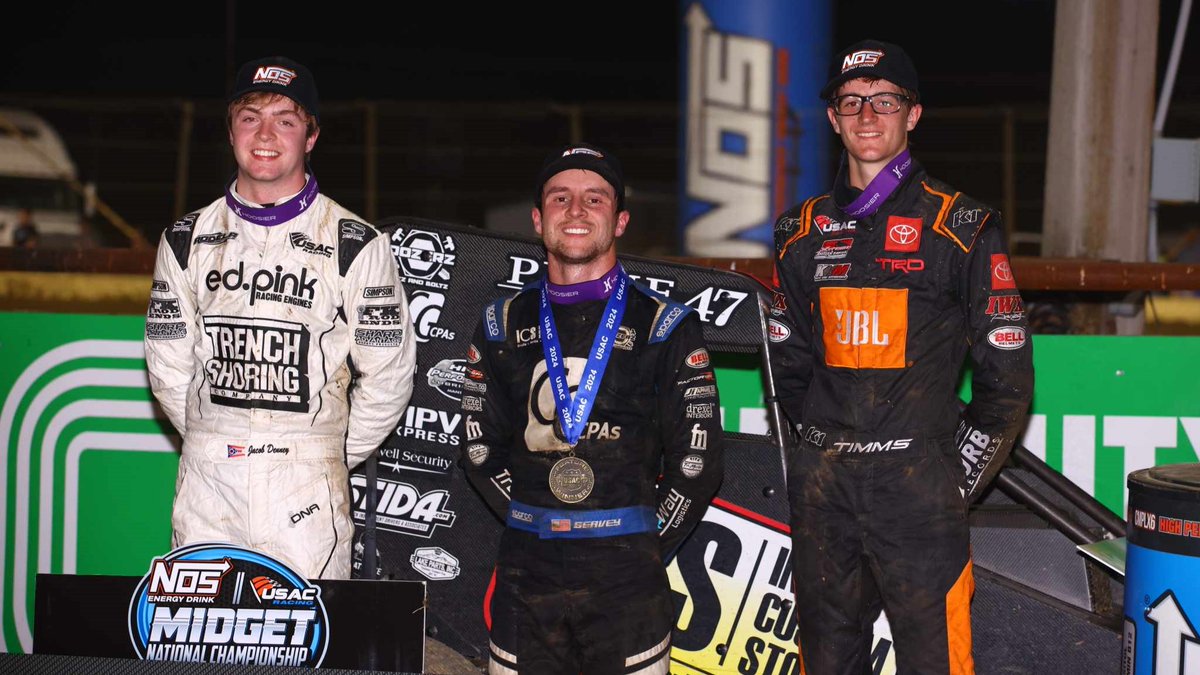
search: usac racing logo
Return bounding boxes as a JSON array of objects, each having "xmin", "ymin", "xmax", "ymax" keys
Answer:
[{"xmin": 127, "ymin": 543, "xmax": 329, "ymax": 667}]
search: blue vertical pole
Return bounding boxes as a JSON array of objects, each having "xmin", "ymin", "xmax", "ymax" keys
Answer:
[{"xmin": 678, "ymin": 0, "xmax": 832, "ymax": 257}]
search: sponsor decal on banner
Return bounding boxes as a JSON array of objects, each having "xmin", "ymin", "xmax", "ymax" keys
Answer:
[
  {"xmin": 668, "ymin": 501, "xmax": 895, "ymax": 674},
  {"xmin": 378, "ymin": 447, "xmax": 455, "ymax": 475},
  {"xmin": 408, "ymin": 289, "xmax": 456, "ymax": 343},
  {"xmin": 496, "ymin": 255, "xmax": 545, "ymax": 291},
  {"xmin": 350, "ymin": 475, "xmax": 457, "ymax": 538},
  {"xmin": 127, "ymin": 543, "xmax": 329, "ymax": 667},
  {"xmin": 990, "ymin": 254, "xmax": 1016, "ymax": 290},
  {"xmin": 202, "ymin": 316, "xmax": 310, "ymax": 412},
  {"xmin": 397, "ymin": 405, "xmax": 460, "ymax": 446},
  {"xmin": 987, "ymin": 326, "xmax": 1027, "ymax": 350},
  {"xmin": 884, "ymin": 216, "xmax": 922, "ymax": 252},
  {"xmin": 409, "ymin": 547, "xmax": 461, "ymax": 581},
  {"xmin": 391, "ymin": 228, "xmax": 456, "ymax": 290},
  {"xmin": 426, "ymin": 358, "xmax": 467, "ymax": 401}
]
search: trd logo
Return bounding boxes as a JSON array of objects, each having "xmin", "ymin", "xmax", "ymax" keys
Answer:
[
  {"xmin": 876, "ymin": 258, "xmax": 925, "ymax": 273},
  {"xmin": 147, "ymin": 558, "xmax": 232, "ymax": 596}
]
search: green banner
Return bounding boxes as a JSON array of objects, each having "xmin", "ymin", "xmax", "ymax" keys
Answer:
[{"xmin": 0, "ymin": 312, "xmax": 1196, "ymax": 654}]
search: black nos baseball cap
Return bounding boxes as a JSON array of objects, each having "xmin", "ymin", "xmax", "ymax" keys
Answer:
[
  {"xmin": 534, "ymin": 143, "xmax": 626, "ymax": 210},
  {"xmin": 819, "ymin": 40, "xmax": 920, "ymax": 101},
  {"xmin": 228, "ymin": 56, "xmax": 320, "ymax": 122}
]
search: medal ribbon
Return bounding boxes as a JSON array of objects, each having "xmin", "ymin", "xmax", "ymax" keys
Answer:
[
  {"xmin": 843, "ymin": 149, "xmax": 911, "ymax": 217},
  {"xmin": 224, "ymin": 174, "xmax": 320, "ymax": 226},
  {"xmin": 539, "ymin": 267, "xmax": 628, "ymax": 446}
]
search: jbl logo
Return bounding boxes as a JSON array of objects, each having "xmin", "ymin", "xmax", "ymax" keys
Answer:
[
  {"xmin": 834, "ymin": 310, "xmax": 891, "ymax": 346},
  {"xmin": 820, "ymin": 287, "xmax": 908, "ymax": 369}
]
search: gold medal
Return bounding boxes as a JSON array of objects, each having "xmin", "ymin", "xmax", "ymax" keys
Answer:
[{"xmin": 549, "ymin": 456, "xmax": 594, "ymax": 504}]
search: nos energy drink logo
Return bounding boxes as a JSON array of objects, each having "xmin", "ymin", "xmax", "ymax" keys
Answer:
[
  {"xmin": 128, "ymin": 543, "xmax": 329, "ymax": 667},
  {"xmin": 680, "ymin": 0, "xmax": 830, "ymax": 257}
]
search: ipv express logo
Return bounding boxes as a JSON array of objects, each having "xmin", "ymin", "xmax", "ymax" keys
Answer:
[{"xmin": 127, "ymin": 543, "xmax": 329, "ymax": 667}]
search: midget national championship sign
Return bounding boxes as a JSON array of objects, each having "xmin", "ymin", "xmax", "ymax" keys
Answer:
[
  {"xmin": 127, "ymin": 543, "xmax": 329, "ymax": 667},
  {"xmin": 357, "ymin": 217, "xmax": 771, "ymax": 660}
]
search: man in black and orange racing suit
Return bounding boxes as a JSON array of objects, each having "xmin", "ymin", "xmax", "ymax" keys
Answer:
[
  {"xmin": 462, "ymin": 143, "xmax": 724, "ymax": 674},
  {"xmin": 770, "ymin": 40, "xmax": 1034, "ymax": 674}
]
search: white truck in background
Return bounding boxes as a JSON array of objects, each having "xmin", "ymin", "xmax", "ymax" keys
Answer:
[{"xmin": 0, "ymin": 107, "xmax": 93, "ymax": 246}]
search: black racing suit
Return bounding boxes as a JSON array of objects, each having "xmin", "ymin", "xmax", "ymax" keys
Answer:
[
  {"xmin": 771, "ymin": 159, "xmax": 1033, "ymax": 674},
  {"xmin": 462, "ymin": 278, "xmax": 724, "ymax": 674}
]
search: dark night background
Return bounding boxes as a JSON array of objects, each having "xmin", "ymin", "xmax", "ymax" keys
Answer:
[
  {"xmin": 6, "ymin": 1, "xmax": 1197, "ymax": 109},
  {"xmin": 1, "ymin": 0, "xmax": 1198, "ymax": 251}
]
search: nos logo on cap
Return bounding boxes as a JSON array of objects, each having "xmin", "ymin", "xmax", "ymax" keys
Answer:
[
  {"xmin": 253, "ymin": 66, "xmax": 297, "ymax": 86},
  {"xmin": 842, "ymin": 50, "xmax": 884, "ymax": 72}
]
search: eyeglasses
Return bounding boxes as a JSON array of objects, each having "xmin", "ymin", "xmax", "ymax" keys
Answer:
[{"xmin": 829, "ymin": 93, "xmax": 911, "ymax": 116}]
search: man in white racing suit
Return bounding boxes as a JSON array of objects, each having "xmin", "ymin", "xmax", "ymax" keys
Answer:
[{"xmin": 144, "ymin": 56, "xmax": 416, "ymax": 579}]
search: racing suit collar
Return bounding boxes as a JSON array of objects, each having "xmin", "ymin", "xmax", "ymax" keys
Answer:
[
  {"xmin": 832, "ymin": 152, "xmax": 924, "ymax": 221},
  {"xmin": 225, "ymin": 172, "xmax": 319, "ymax": 227}
]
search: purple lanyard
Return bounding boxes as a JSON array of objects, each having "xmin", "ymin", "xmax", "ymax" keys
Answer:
[
  {"xmin": 545, "ymin": 266, "xmax": 622, "ymax": 304},
  {"xmin": 843, "ymin": 150, "xmax": 912, "ymax": 217},
  {"xmin": 539, "ymin": 268, "xmax": 628, "ymax": 446},
  {"xmin": 224, "ymin": 175, "xmax": 319, "ymax": 226}
]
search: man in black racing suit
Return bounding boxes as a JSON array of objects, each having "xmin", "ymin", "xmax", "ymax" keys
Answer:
[
  {"xmin": 771, "ymin": 40, "xmax": 1034, "ymax": 674},
  {"xmin": 462, "ymin": 143, "xmax": 724, "ymax": 674}
]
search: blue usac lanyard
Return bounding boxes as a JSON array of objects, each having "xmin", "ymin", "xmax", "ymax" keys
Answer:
[{"xmin": 538, "ymin": 268, "xmax": 628, "ymax": 446}]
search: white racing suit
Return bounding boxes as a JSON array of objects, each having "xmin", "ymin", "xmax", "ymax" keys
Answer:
[{"xmin": 144, "ymin": 186, "xmax": 416, "ymax": 579}]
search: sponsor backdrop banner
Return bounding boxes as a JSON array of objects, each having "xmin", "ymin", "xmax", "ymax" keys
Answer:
[
  {"xmin": 0, "ymin": 240, "xmax": 1197, "ymax": 669},
  {"xmin": 678, "ymin": 0, "xmax": 831, "ymax": 257}
]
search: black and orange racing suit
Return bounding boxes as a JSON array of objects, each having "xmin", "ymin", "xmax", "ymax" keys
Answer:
[{"xmin": 771, "ymin": 158, "xmax": 1033, "ymax": 674}]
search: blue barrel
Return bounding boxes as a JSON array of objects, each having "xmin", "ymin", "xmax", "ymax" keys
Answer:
[{"xmin": 1123, "ymin": 464, "xmax": 1200, "ymax": 675}]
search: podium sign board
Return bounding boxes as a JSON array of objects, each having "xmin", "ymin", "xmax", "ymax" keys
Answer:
[{"xmin": 33, "ymin": 574, "xmax": 425, "ymax": 672}]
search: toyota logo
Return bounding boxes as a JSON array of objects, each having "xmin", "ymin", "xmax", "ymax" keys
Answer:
[
  {"xmin": 994, "ymin": 261, "xmax": 1013, "ymax": 282},
  {"xmin": 889, "ymin": 223, "xmax": 919, "ymax": 245}
]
